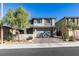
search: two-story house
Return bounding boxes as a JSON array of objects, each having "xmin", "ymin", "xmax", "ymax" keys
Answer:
[
  {"xmin": 56, "ymin": 17, "xmax": 79, "ymax": 38},
  {"xmin": 29, "ymin": 18, "xmax": 56, "ymax": 38}
]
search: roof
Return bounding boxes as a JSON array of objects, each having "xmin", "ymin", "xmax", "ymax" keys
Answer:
[
  {"xmin": 64, "ymin": 16, "xmax": 79, "ymax": 19},
  {"xmin": 56, "ymin": 16, "xmax": 79, "ymax": 25},
  {"xmin": 3, "ymin": 26, "xmax": 12, "ymax": 29},
  {"xmin": 32, "ymin": 17, "xmax": 56, "ymax": 20}
]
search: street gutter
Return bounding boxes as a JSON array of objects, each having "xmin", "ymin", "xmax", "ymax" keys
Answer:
[{"xmin": 0, "ymin": 42, "xmax": 79, "ymax": 49}]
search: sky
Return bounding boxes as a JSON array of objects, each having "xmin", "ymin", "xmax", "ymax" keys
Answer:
[
  {"xmin": 2, "ymin": 3, "xmax": 79, "ymax": 21},
  {"xmin": 0, "ymin": 4, "xmax": 1, "ymax": 18}
]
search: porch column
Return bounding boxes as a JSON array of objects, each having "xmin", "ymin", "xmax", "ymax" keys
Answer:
[
  {"xmin": 42, "ymin": 18, "xmax": 45, "ymax": 26},
  {"xmin": 75, "ymin": 18, "xmax": 77, "ymax": 24},
  {"xmin": 78, "ymin": 18, "xmax": 79, "ymax": 26},
  {"xmin": 51, "ymin": 28, "xmax": 55, "ymax": 37},
  {"xmin": 69, "ymin": 18, "xmax": 71, "ymax": 21},
  {"xmin": 33, "ymin": 29, "xmax": 37, "ymax": 40},
  {"xmin": 52, "ymin": 19, "xmax": 55, "ymax": 26},
  {"xmin": 51, "ymin": 30, "xmax": 53, "ymax": 37},
  {"xmin": 24, "ymin": 28, "xmax": 26, "ymax": 34}
]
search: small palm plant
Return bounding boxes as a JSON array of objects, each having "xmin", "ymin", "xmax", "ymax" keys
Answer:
[{"xmin": 66, "ymin": 21, "xmax": 77, "ymax": 41}]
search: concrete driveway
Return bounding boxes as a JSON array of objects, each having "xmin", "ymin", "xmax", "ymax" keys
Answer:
[{"xmin": 33, "ymin": 38, "xmax": 64, "ymax": 43}]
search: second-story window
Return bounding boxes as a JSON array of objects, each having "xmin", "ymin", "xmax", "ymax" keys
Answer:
[
  {"xmin": 34, "ymin": 19, "xmax": 42, "ymax": 24},
  {"xmin": 77, "ymin": 18, "xmax": 78, "ymax": 25},
  {"xmin": 48, "ymin": 19, "xmax": 50, "ymax": 23},
  {"xmin": 37, "ymin": 20, "xmax": 42, "ymax": 23},
  {"xmin": 34, "ymin": 20, "xmax": 37, "ymax": 24},
  {"xmin": 72, "ymin": 18, "xmax": 75, "ymax": 23},
  {"xmin": 66, "ymin": 18, "xmax": 69, "ymax": 24}
]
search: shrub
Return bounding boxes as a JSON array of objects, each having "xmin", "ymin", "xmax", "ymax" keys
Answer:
[
  {"xmin": 69, "ymin": 36, "xmax": 74, "ymax": 41},
  {"xmin": 63, "ymin": 32, "xmax": 69, "ymax": 40},
  {"xmin": 27, "ymin": 36, "xmax": 33, "ymax": 40},
  {"xmin": 6, "ymin": 30, "xmax": 13, "ymax": 41}
]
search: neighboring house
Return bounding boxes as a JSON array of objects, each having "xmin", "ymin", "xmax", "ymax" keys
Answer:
[
  {"xmin": 28, "ymin": 18, "xmax": 56, "ymax": 38},
  {"xmin": 56, "ymin": 17, "xmax": 79, "ymax": 38},
  {"xmin": 0, "ymin": 26, "xmax": 12, "ymax": 40},
  {"xmin": 0, "ymin": 26, "xmax": 26, "ymax": 40}
]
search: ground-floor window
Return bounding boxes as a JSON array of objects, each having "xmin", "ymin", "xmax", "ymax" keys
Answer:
[{"xmin": 27, "ymin": 28, "xmax": 33, "ymax": 34}]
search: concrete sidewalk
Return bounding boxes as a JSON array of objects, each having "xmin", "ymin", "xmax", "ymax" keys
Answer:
[{"xmin": 0, "ymin": 42, "xmax": 79, "ymax": 49}]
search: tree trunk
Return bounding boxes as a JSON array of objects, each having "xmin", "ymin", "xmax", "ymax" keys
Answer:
[
  {"xmin": 1, "ymin": 27, "xmax": 3, "ymax": 44},
  {"xmin": 18, "ymin": 34, "xmax": 20, "ymax": 42},
  {"xmin": 16, "ymin": 29, "xmax": 20, "ymax": 42},
  {"xmin": 73, "ymin": 30, "xmax": 76, "ymax": 41}
]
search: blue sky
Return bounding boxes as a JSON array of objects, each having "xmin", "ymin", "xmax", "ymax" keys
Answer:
[{"xmin": 3, "ymin": 3, "xmax": 79, "ymax": 21}]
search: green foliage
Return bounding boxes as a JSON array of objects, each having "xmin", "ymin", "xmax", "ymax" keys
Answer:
[
  {"xmin": 14, "ymin": 6, "xmax": 30, "ymax": 30},
  {"xmin": 69, "ymin": 36, "xmax": 74, "ymax": 41},
  {"xmin": 0, "ymin": 20, "xmax": 3, "ymax": 27},
  {"xmin": 4, "ymin": 9, "xmax": 15, "ymax": 27},
  {"xmin": 63, "ymin": 32, "xmax": 69, "ymax": 40},
  {"xmin": 27, "ymin": 36, "xmax": 33, "ymax": 40},
  {"xmin": 3, "ymin": 7, "xmax": 30, "ymax": 41},
  {"xmin": 66, "ymin": 21, "xmax": 77, "ymax": 30},
  {"xmin": 6, "ymin": 30, "xmax": 13, "ymax": 41},
  {"xmin": 4, "ymin": 6, "xmax": 30, "ymax": 30},
  {"xmin": 66, "ymin": 21, "xmax": 77, "ymax": 41}
]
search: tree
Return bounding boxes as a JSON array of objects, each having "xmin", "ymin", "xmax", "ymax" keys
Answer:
[
  {"xmin": 14, "ymin": 7, "xmax": 30, "ymax": 41},
  {"xmin": 14, "ymin": 7, "xmax": 30, "ymax": 30},
  {"xmin": 4, "ymin": 9, "xmax": 16, "ymax": 41},
  {"xmin": 4, "ymin": 7, "xmax": 30, "ymax": 42}
]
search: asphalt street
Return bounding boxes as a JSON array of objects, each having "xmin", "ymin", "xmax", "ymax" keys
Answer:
[{"xmin": 0, "ymin": 47, "xmax": 79, "ymax": 56}]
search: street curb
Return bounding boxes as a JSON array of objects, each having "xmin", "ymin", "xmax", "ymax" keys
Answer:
[{"xmin": 0, "ymin": 42, "xmax": 79, "ymax": 49}]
